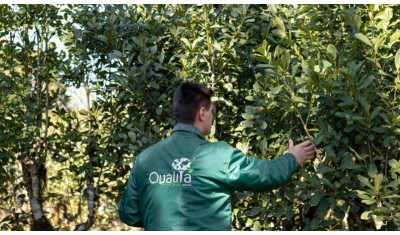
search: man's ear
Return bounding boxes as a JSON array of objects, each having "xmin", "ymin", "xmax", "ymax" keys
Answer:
[{"xmin": 198, "ymin": 106, "xmax": 206, "ymax": 121}]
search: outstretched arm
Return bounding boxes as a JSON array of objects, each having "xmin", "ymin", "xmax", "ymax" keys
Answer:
[{"xmin": 224, "ymin": 139, "xmax": 316, "ymax": 192}]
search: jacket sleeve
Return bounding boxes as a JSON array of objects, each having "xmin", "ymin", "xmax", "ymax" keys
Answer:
[
  {"xmin": 225, "ymin": 146, "xmax": 300, "ymax": 192},
  {"xmin": 118, "ymin": 163, "xmax": 143, "ymax": 227}
]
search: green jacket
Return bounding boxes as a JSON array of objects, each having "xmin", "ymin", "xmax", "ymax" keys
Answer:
[{"xmin": 118, "ymin": 123, "xmax": 299, "ymax": 231}]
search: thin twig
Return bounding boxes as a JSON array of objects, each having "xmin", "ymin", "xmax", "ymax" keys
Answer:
[
  {"xmin": 367, "ymin": 140, "xmax": 373, "ymax": 165},
  {"xmin": 293, "ymin": 100, "xmax": 322, "ymax": 161}
]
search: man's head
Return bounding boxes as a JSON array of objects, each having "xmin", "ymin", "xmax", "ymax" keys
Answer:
[{"xmin": 173, "ymin": 82, "xmax": 215, "ymax": 135}]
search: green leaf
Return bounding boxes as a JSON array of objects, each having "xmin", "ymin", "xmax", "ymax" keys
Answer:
[
  {"xmin": 181, "ymin": 38, "xmax": 191, "ymax": 49},
  {"xmin": 272, "ymin": 29, "xmax": 286, "ymax": 38},
  {"xmin": 223, "ymin": 83, "xmax": 233, "ymax": 92},
  {"xmin": 116, "ymin": 143, "xmax": 125, "ymax": 148},
  {"xmin": 316, "ymin": 199, "xmax": 329, "ymax": 217},
  {"xmin": 357, "ymin": 175, "xmax": 374, "ymax": 190},
  {"xmin": 169, "ymin": 25, "xmax": 177, "ymax": 36},
  {"xmin": 362, "ymin": 199, "xmax": 376, "ymax": 205},
  {"xmin": 291, "ymin": 95, "xmax": 305, "ymax": 103},
  {"xmin": 327, "ymin": 44, "xmax": 337, "ymax": 61},
  {"xmin": 372, "ymin": 37, "xmax": 385, "ymax": 53},
  {"xmin": 310, "ymin": 192, "xmax": 324, "ymax": 206},
  {"xmin": 349, "ymin": 146, "xmax": 362, "ymax": 160},
  {"xmin": 317, "ymin": 165, "xmax": 335, "ymax": 174},
  {"xmin": 150, "ymin": 81, "xmax": 159, "ymax": 90},
  {"xmin": 339, "ymin": 93, "xmax": 355, "ymax": 105},
  {"xmin": 245, "ymin": 207, "xmax": 261, "ymax": 217},
  {"xmin": 371, "ymin": 126, "xmax": 387, "ymax": 133},
  {"xmin": 367, "ymin": 164, "xmax": 378, "ymax": 178},
  {"xmin": 358, "ymin": 75, "xmax": 374, "ymax": 89},
  {"xmin": 270, "ymin": 85, "xmax": 284, "ymax": 95},
  {"xmin": 361, "ymin": 211, "xmax": 371, "ymax": 220},
  {"xmin": 251, "ymin": 220, "xmax": 261, "ymax": 231},
  {"xmin": 157, "ymin": 53, "xmax": 165, "ymax": 64},
  {"xmin": 273, "ymin": 17, "xmax": 286, "ymax": 32},
  {"xmin": 242, "ymin": 113, "xmax": 253, "ymax": 120},
  {"xmin": 374, "ymin": 174, "xmax": 383, "ymax": 193},
  {"xmin": 377, "ymin": 206, "xmax": 392, "ymax": 214},
  {"xmin": 192, "ymin": 37, "xmax": 204, "ymax": 49},
  {"xmin": 131, "ymin": 36, "xmax": 141, "ymax": 47},
  {"xmin": 357, "ymin": 193, "xmax": 374, "ymax": 201},
  {"xmin": 210, "ymin": 24, "xmax": 222, "ymax": 29},
  {"xmin": 245, "ymin": 218, "xmax": 253, "ymax": 227},
  {"xmin": 213, "ymin": 43, "xmax": 223, "ymax": 52},
  {"xmin": 237, "ymin": 192, "xmax": 252, "ymax": 200},
  {"xmin": 128, "ymin": 144, "xmax": 137, "ymax": 151},
  {"xmin": 156, "ymin": 107, "xmax": 162, "ymax": 115},
  {"xmin": 1, "ymin": 216, "xmax": 11, "ymax": 223},
  {"xmin": 150, "ymin": 45, "xmax": 157, "ymax": 54},
  {"xmin": 393, "ymin": 115, "xmax": 400, "ymax": 125},
  {"xmin": 241, "ymin": 120, "xmax": 253, "ymax": 128},
  {"xmin": 388, "ymin": 159, "xmax": 398, "ymax": 168},
  {"xmin": 385, "ymin": 179, "xmax": 400, "ymax": 189},
  {"xmin": 312, "ymin": 133, "xmax": 324, "ymax": 146},
  {"xmin": 259, "ymin": 120, "xmax": 267, "ymax": 130},
  {"xmin": 253, "ymin": 82, "xmax": 262, "ymax": 92},
  {"xmin": 395, "ymin": 49, "xmax": 400, "ymax": 71},
  {"xmin": 370, "ymin": 106, "xmax": 382, "ymax": 121},
  {"xmin": 110, "ymin": 50, "xmax": 122, "ymax": 59},
  {"xmin": 128, "ymin": 131, "xmax": 136, "ymax": 142},
  {"xmin": 383, "ymin": 195, "xmax": 400, "ymax": 199},
  {"xmin": 334, "ymin": 208, "xmax": 345, "ymax": 220},
  {"xmin": 341, "ymin": 163, "xmax": 362, "ymax": 170},
  {"xmin": 389, "ymin": 31, "xmax": 400, "ymax": 48},
  {"xmin": 95, "ymin": 34, "xmax": 108, "ymax": 43},
  {"xmin": 355, "ymin": 33, "xmax": 373, "ymax": 47},
  {"xmin": 321, "ymin": 178, "xmax": 335, "ymax": 189}
]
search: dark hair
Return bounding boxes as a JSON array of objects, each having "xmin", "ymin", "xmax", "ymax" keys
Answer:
[{"xmin": 173, "ymin": 82, "xmax": 214, "ymax": 124}]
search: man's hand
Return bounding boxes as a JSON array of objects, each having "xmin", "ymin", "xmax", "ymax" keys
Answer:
[{"xmin": 288, "ymin": 139, "xmax": 316, "ymax": 166}]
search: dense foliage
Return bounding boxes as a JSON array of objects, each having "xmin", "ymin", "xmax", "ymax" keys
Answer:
[{"xmin": 0, "ymin": 4, "xmax": 399, "ymax": 231}]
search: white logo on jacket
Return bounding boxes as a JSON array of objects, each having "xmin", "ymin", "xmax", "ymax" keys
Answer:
[
  {"xmin": 149, "ymin": 158, "xmax": 192, "ymax": 186},
  {"xmin": 172, "ymin": 158, "xmax": 191, "ymax": 172}
]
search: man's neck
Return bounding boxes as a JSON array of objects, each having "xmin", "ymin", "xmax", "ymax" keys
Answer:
[{"xmin": 193, "ymin": 121, "xmax": 209, "ymax": 135}]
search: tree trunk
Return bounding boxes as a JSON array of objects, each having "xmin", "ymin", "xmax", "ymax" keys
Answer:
[
  {"xmin": 21, "ymin": 160, "xmax": 53, "ymax": 231},
  {"xmin": 74, "ymin": 179, "xmax": 95, "ymax": 231}
]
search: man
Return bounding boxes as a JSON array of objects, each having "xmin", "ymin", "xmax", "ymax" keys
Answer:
[{"xmin": 118, "ymin": 82, "xmax": 316, "ymax": 230}]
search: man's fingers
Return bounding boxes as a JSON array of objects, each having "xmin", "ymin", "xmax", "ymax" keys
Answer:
[
  {"xmin": 301, "ymin": 143, "xmax": 316, "ymax": 160},
  {"xmin": 292, "ymin": 140, "xmax": 315, "ymax": 148},
  {"xmin": 298, "ymin": 140, "xmax": 313, "ymax": 147},
  {"xmin": 305, "ymin": 144, "xmax": 316, "ymax": 152},
  {"xmin": 289, "ymin": 139, "xmax": 317, "ymax": 164},
  {"xmin": 304, "ymin": 144, "xmax": 316, "ymax": 152},
  {"xmin": 298, "ymin": 141, "xmax": 315, "ymax": 152}
]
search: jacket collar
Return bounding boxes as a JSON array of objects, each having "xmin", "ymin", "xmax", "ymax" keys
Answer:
[{"xmin": 172, "ymin": 123, "xmax": 205, "ymax": 140}]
